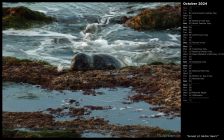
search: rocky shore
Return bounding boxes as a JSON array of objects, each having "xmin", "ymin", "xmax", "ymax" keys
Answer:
[
  {"xmin": 3, "ymin": 56, "xmax": 180, "ymax": 115},
  {"xmin": 3, "ymin": 112, "xmax": 180, "ymax": 138},
  {"xmin": 3, "ymin": 4, "xmax": 180, "ymax": 31},
  {"xmin": 2, "ymin": 3, "xmax": 181, "ymax": 138}
]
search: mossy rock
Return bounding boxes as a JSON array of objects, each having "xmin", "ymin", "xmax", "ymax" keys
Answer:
[
  {"xmin": 2, "ymin": 129, "xmax": 81, "ymax": 138},
  {"xmin": 3, "ymin": 56, "xmax": 52, "ymax": 66},
  {"xmin": 125, "ymin": 4, "xmax": 181, "ymax": 30},
  {"xmin": 3, "ymin": 6, "xmax": 56, "ymax": 29}
]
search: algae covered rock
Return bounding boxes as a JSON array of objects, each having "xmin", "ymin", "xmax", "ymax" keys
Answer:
[
  {"xmin": 125, "ymin": 4, "xmax": 181, "ymax": 30},
  {"xmin": 3, "ymin": 6, "xmax": 56, "ymax": 29},
  {"xmin": 2, "ymin": 129, "xmax": 81, "ymax": 138}
]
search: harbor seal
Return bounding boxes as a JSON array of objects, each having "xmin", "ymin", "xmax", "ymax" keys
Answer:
[{"xmin": 71, "ymin": 53, "xmax": 121, "ymax": 70}]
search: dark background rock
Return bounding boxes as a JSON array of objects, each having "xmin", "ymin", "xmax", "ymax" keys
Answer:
[
  {"xmin": 124, "ymin": 4, "xmax": 181, "ymax": 30},
  {"xmin": 3, "ymin": 6, "xmax": 56, "ymax": 29},
  {"xmin": 109, "ymin": 16, "xmax": 131, "ymax": 24}
]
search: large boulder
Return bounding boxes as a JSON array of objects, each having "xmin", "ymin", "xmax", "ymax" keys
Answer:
[
  {"xmin": 124, "ymin": 4, "xmax": 181, "ymax": 30},
  {"xmin": 71, "ymin": 53, "xmax": 122, "ymax": 70},
  {"xmin": 3, "ymin": 6, "xmax": 56, "ymax": 29}
]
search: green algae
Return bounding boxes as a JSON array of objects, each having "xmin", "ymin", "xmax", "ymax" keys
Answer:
[{"xmin": 3, "ymin": 6, "xmax": 56, "ymax": 30}]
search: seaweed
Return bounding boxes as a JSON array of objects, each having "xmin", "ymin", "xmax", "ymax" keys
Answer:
[{"xmin": 2, "ymin": 129, "xmax": 80, "ymax": 138}]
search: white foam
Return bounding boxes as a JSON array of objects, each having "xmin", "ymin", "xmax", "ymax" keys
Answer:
[
  {"xmin": 22, "ymin": 38, "xmax": 71, "ymax": 66},
  {"xmin": 122, "ymin": 56, "xmax": 133, "ymax": 66},
  {"xmin": 161, "ymin": 41, "xmax": 180, "ymax": 47},
  {"xmin": 71, "ymin": 38, "xmax": 111, "ymax": 52},
  {"xmin": 120, "ymin": 107, "xmax": 126, "ymax": 110},
  {"xmin": 167, "ymin": 34, "xmax": 180, "ymax": 41},
  {"xmin": 114, "ymin": 40, "xmax": 147, "ymax": 46},
  {"xmin": 36, "ymin": 10, "xmax": 47, "ymax": 14},
  {"xmin": 84, "ymin": 23, "xmax": 99, "ymax": 34},
  {"xmin": 101, "ymin": 24, "xmax": 124, "ymax": 37},
  {"xmin": 3, "ymin": 29, "xmax": 77, "ymax": 39},
  {"xmin": 44, "ymin": 6, "xmax": 60, "ymax": 12},
  {"xmin": 93, "ymin": 38, "xmax": 108, "ymax": 47},
  {"xmin": 83, "ymin": 33, "xmax": 94, "ymax": 40},
  {"xmin": 112, "ymin": 40, "xmax": 149, "ymax": 51},
  {"xmin": 57, "ymin": 64, "xmax": 64, "ymax": 72},
  {"xmin": 149, "ymin": 38, "xmax": 159, "ymax": 42},
  {"xmin": 100, "ymin": 14, "xmax": 117, "ymax": 25},
  {"xmin": 151, "ymin": 47, "xmax": 164, "ymax": 53}
]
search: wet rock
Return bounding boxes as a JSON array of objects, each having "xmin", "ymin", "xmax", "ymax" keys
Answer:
[
  {"xmin": 46, "ymin": 108, "xmax": 64, "ymax": 116},
  {"xmin": 127, "ymin": 8, "xmax": 146, "ymax": 14},
  {"xmin": 84, "ymin": 105, "xmax": 112, "ymax": 110},
  {"xmin": 46, "ymin": 107, "xmax": 89, "ymax": 117},
  {"xmin": 61, "ymin": 99, "xmax": 80, "ymax": 107},
  {"xmin": 83, "ymin": 89, "xmax": 96, "ymax": 96},
  {"xmin": 69, "ymin": 108, "xmax": 90, "ymax": 116},
  {"xmin": 121, "ymin": 100, "xmax": 132, "ymax": 104},
  {"xmin": 3, "ymin": 6, "xmax": 56, "ymax": 30},
  {"xmin": 2, "ymin": 56, "xmax": 58, "ymax": 87},
  {"xmin": 3, "ymin": 56, "xmax": 180, "ymax": 114},
  {"xmin": 3, "ymin": 112, "xmax": 180, "ymax": 138},
  {"xmin": 62, "ymin": 98, "xmax": 79, "ymax": 105},
  {"xmin": 139, "ymin": 114, "xmax": 149, "ymax": 118},
  {"xmin": 2, "ymin": 129, "xmax": 81, "ymax": 138},
  {"xmin": 109, "ymin": 16, "xmax": 131, "ymax": 24},
  {"xmin": 17, "ymin": 93, "xmax": 39, "ymax": 100},
  {"xmin": 125, "ymin": 4, "xmax": 181, "ymax": 30},
  {"xmin": 150, "ymin": 106, "xmax": 163, "ymax": 110},
  {"xmin": 3, "ymin": 112, "xmax": 55, "ymax": 129},
  {"xmin": 71, "ymin": 53, "xmax": 122, "ymax": 70}
]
